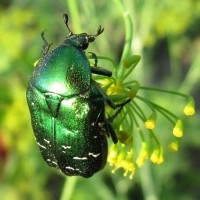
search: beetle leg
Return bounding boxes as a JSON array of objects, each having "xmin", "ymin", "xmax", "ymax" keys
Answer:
[
  {"xmin": 91, "ymin": 67, "xmax": 112, "ymax": 77},
  {"xmin": 106, "ymin": 98, "xmax": 131, "ymax": 110},
  {"xmin": 87, "ymin": 52, "xmax": 112, "ymax": 77},
  {"xmin": 92, "ymin": 80, "xmax": 131, "ymax": 108},
  {"xmin": 88, "ymin": 52, "xmax": 98, "ymax": 66},
  {"xmin": 91, "ymin": 80, "xmax": 131, "ymax": 143},
  {"xmin": 107, "ymin": 99, "xmax": 131, "ymax": 123},
  {"xmin": 106, "ymin": 122, "xmax": 118, "ymax": 144},
  {"xmin": 106, "ymin": 99, "xmax": 131, "ymax": 144},
  {"xmin": 41, "ymin": 32, "xmax": 52, "ymax": 56}
]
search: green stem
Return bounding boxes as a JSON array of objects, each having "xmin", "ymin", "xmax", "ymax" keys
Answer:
[
  {"xmin": 129, "ymin": 107, "xmax": 145, "ymax": 141},
  {"xmin": 97, "ymin": 56, "xmax": 117, "ymax": 69},
  {"xmin": 60, "ymin": 177, "xmax": 78, "ymax": 200},
  {"xmin": 120, "ymin": 12, "xmax": 133, "ymax": 64},
  {"xmin": 149, "ymin": 130, "xmax": 161, "ymax": 147},
  {"xmin": 66, "ymin": 0, "xmax": 82, "ymax": 32},
  {"xmin": 179, "ymin": 53, "xmax": 200, "ymax": 93},
  {"xmin": 153, "ymin": 105, "xmax": 175, "ymax": 124},
  {"xmin": 133, "ymin": 96, "xmax": 157, "ymax": 120},
  {"xmin": 139, "ymin": 161, "xmax": 158, "ymax": 200},
  {"xmin": 136, "ymin": 95, "xmax": 178, "ymax": 124},
  {"xmin": 123, "ymin": 80, "xmax": 140, "ymax": 86},
  {"xmin": 112, "ymin": 0, "xmax": 133, "ymax": 79},
  {"xmin": 140, "ymin": 86, "xmax": 189, "ymax": 98},
  {"xmin": 129, "ymin": 101, "xmax": 146, "ymax": 121},
  {"xmin": 126, "ymin": 106, "xmax": 134, "ymax": 133},
  {"xmin": 129, "ymin": 99, "xmax": 161, "ymax": 148}
]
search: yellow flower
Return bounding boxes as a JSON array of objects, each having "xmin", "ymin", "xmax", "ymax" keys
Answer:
[
  {"xmin": 168, "ymin": 141, "xmax": 179, "ymax": 152},
  {"xmin": 150, "ymin": 147, "xmax": 164, "ymax": 164},
  {"xmin": 145, "ymin": 119, "xmax": 156, "ymax": 129},
  {"xmin": 122, "ymin": 161, "xmax": 135, "ymax": 179},
  {"xmin": 173, "ymin": 119, "xmax": 183, "ymax": 137},
  {"xmin": 101, "ymin": 78, "xmax": 112, "ymax": 88},
  {"xmin": 121, "ymin": 149, "xmax": 135, "ymax": 179},
  {"xmin": 108, "ymin": 144, "xmax": 135, "ymax": 179},
  {"xmin": 136, "ymin": 142, "xmax": 149, "ymax": 167},
  {"xmin": 107, "ymin": 144, "xmax": 119, "ymax": 166},
  {"xmin": 107, "ymin": 83, "xmax": 123, "ymax": 95}
]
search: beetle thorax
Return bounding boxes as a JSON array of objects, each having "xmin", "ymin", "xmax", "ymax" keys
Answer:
[{"xmin": 63, "ymin": 33, "xmax": 90, "ymax": 50}]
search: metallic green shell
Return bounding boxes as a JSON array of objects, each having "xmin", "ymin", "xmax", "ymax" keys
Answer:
[
  {"xmin": 26, "ymin": 15, "xmax": 112, "ymax": 177},
  {"xmin": 27, "ymin": 79, "xmax": 108, "ymax": 177},
  {"xmin": 30, "ymin": 44, "xmax": 91, "ymax": 96}
]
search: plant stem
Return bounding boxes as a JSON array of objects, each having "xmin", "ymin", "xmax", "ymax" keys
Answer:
[
  {"xmin": 60, "ymin": 177, "xmax": 78, "ymax": 200},
  {"xmin": 140, "ymin": 86, "xmax": 188, "ymax": 98},
  {"xmin": 139, "ymin": 162, "xmax": 158, "ymax": 200},
  {"xmin": 112, "ymin": 0, "xmax": 133, "ymax": 79},
  {"xmin": 66, "ymin": 0, "xmax": 82, "ymax": 32}
]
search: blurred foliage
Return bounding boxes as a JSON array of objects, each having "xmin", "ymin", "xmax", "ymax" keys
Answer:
[{"xmin": 0, "ymin": 0, "xmax": 199, "ymax": 200}]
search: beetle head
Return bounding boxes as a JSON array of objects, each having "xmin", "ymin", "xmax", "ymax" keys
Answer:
[{"xmin": 63, "ymin": 14, "xmax": 104, "ymax": 50}]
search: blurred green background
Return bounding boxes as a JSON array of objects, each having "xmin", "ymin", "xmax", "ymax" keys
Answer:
[{"xmin": 0, "ymin": 0, "xmax": 199, "ymax": 199}]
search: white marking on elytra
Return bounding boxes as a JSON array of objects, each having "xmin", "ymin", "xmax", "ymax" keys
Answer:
[
  {"xmin": 88, "ymin": 152, "xmax": 101, "ymax": 158},
  {"xmin": 65, "ymin": 166, "xmax": 81, "ymax": 172},
  {"xmin": 44, "ymin": 138, "xmax": 50, "ymax": 144},
  {"xmin": 62, "ymin": 145, "xmax": 71, "ymax": 149},
  {"xmin": 37, "ymin": 142, "xmax": 46, "ymax": 149},
  {"xmin": 73, "ymin": 157, "xmax": 88, "ymax": 160},
  {"xmin": 65, "ymin": 166, "xmax": 75, "ymax": 170},
  {"xmin": 98, "ymin": 122, "xmax": 106, "ymax": 131},
  {"xmin": 91, "ymin": 122, "xmax": 96, "ymax": 126},
  {"xmin": 52, "ymin": 161, "xmax": 58, "ymax": 166}
]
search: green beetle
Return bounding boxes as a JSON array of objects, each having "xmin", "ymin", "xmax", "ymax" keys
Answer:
[{"xmin": 27, "ymin": 14, "xmax": 130, "ymax": 177}]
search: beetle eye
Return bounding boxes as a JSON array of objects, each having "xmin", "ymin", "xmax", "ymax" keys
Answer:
[{"xmin": 80, "ymin": 43, "xmax": 89, "ymax": 50}]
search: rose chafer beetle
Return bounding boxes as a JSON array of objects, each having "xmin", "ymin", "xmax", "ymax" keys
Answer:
[{"xmin": 27, "ymin": 14, "xmax": 130, "ymax": 177}]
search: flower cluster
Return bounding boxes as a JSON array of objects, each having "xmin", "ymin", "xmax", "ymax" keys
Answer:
[{"xmin": 92, "ymin": 54, "xmax": 195, "ymax": 179}]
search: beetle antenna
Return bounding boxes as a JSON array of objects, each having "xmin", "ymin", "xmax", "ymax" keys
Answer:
[
  {"xmin": 41, "ymin": 31, "xmax": 52, "ymax": 55},
  {"xmin": 95, "ymin": 25, "xmax": 104, "ymax": 37},
  {"xmin": 63, "ymin": 14, "xmax": 73, "ymax": 36}
]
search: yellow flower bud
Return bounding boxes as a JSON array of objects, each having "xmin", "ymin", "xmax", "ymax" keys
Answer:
[
  {"xmin": 107, "ymin": 83, "xmax": 123, "ymax": 95},
  {"xmin": 107, "ymin": 144, "xmax": 119, "ymax": 166},
  {"xmin": 127, "ymin": 83, "xmax": 140, "ymax": 99},
  {"xmin": 150, "ymin": 147, "xmax": 164, "ymax": 164},
  {"xmin": 109, "ymin": 145, "xmax": 135, "ymax": 179},
  {"xmin": 123, "ymin": 55, "xmax": 141, "ymax": 69},
  {"xmin": 183, "ymin": 97, "xmax": 195, "ymax": 116},
  {"xmin": 136, "ymin": 142, "xmax": 149, "ymax": 167},
  {"xmin": 145, "ymin": 112, "xmax": 157, "ymax": 130},
  {"xmin": 117, "ymin": 131, "xmax": 133, "ymax": 145},
  {"xmin": 173, "ymin": 119, "xmax": 183, "ymax": 137},
  {"xmin": 168, "ymin": 141, "xmax": 179, "ymax": 152},
  {"xmin": 145, "ymin": 119, "xmax": 155, "ymax": 129}
]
